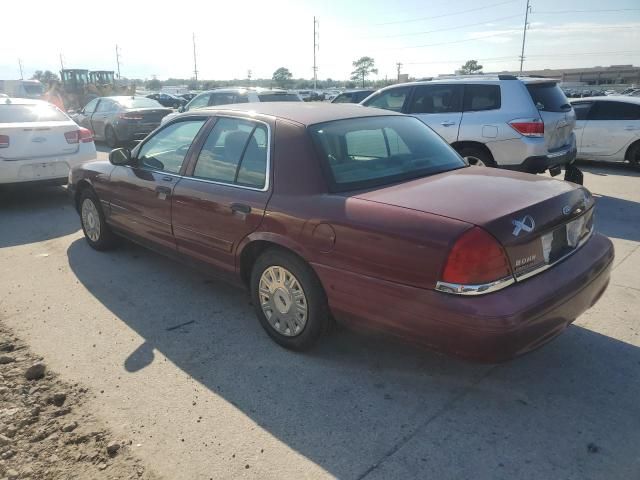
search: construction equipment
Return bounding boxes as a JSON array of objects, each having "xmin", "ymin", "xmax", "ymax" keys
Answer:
[{"xmin": 59, "ymin": 69, "xmax": 135, "ymax": 111}]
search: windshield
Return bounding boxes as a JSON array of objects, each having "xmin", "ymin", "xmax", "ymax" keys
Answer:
[
  {"xmin": 258, "ymin": 94, "xmax": 301, "ymax": 102},
  {"xmin": 310, "ymin": 116, "xmax": 465, "ymax": 192},
  {"xmin": 526, "ymin": 83, "xmax": 572, "ymax": 112},
  {"xmin": 0, "ymin": 104, "xmax": 68, "ymax": 123},
  {"xmin": 117, "ymin": 97, "xmax": 163, "ymax": 109}
]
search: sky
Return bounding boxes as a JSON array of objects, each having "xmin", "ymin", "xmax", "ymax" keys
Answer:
[{"xmin": 0, "ymin": 0, "xmax": 638, "ymax": 82}]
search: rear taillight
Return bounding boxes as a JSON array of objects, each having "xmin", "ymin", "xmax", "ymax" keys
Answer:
[
  {"xmin": 119, "ymin": 113, "xmax": 143, "ymax": 120},
  {"xmin": 0, "ymin": 134, "xmax": 9, "ymax": 148},
  {"xmin": 441, "ymin": 227, "xmax": 512, "ymax": 286},
  {"xmin": 509, "ymin": 119, "xmax": 544, "ymax": 137},
  {"xmin": 65, "ymin": 128, "xmax": 93, "ymax": 144}
]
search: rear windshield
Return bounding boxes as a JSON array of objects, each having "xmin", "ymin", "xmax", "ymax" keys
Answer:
[
  {"xmin": 526, "ymin": 83, "xmax": 571, "ymax": 112},
  {"xmin": 23, "ymin": 84, "xmax": 44, "ymax": 95},
  {"xmin": 310, "ymin": 116, "xmax": 465, "ymax": 192},
  {"xmin": 258, "ymin": 94, "xmax": 301, "ymax": 102},
  {"xmin": 117, "ymin": 98, "xmax": 162, "ymax": 109},
  {"xmin": 0, "ymin": 104, "xmax": 68, "ymax": 123}
]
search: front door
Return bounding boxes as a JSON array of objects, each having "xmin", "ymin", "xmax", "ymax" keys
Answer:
[
  {"xmin": 406, "ymin": 84, "xmax": 463, "ymax": 143},
  {"xmin": 581, "ymin": 101, "xmax": 640, "ymax": 158},
  {"xmin": 171, "ymin": 116, "xmax": 272, "ymax": 274},
  {"xmin": 107, "ymin": 118, "xmax": 208, "ymax": 250}
]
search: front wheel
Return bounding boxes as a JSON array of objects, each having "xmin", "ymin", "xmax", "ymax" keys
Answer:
[
  {"xmin": 250, "ymin": 249, "xmax": 330, "ymax": 351},
  {"xmin": 628, "ymin": 142, "xmax": 640, "ymax": 171},
  {"xmin": 79, "ymin": 190, "xmax": 118, "ymax": 250}
]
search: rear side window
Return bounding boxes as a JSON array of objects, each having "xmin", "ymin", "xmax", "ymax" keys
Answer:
[
  {"xmin": 526, "ymin": 83, "xmax": 571, "ymax": 112},
  {"xmin": 408, "ymin": 85, "xmax": 462, "ymax": 114},
  {"xmin": 463, "ymin": 85, "xmax": 500, "ymax": 112},
  {"xmin": 588, "ymin": 101, "xmax": 640, "ymax": 121},
  {"xmin": 0, "ymin": 104, "xmax": 68, "ymax": 123},
  {"xmin": 193, "ymin": 118, "xmax": 268, "ymax": 189},
  {"xmin": 257, "ymin": 94, "xmax": 300, "ymax": 102},
  {"xmin": 571, "ymin": 102, "xmax": 592, "ymax": 120},
  {"xmin": 210, "ymin": 93, "xmax": 238, "ymax": 106},
  {"xmin": 185, "ymin": 93, "xmax": 211, "ymax": 110},
  {"xmin": 363, "ymin": 87, "xmax": 411, "ymax": 112}
]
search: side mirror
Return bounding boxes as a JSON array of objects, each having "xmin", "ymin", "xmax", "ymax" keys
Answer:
[
  {"xmin": 109, "ymin": 147, "xmax": 132, "ymax": 166},
  {"xmin": 178, "ymin": 105, "xmax": 185, "ymax": 113}
]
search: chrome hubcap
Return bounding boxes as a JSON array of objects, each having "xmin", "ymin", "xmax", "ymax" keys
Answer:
[
  {"xmin": 465, "ymin": 156, "xmax": 486, "ymax": 167},
  {"xmin": 81, "ymin": 198, "xmax": 101, "ymax": 242},
  {"xmin": 259, "ymin": 266, "xmax": 308, "ymax": 337}
]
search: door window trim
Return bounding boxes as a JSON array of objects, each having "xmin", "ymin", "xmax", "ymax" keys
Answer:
[{"xmin": 183, "ymin": 115, "xmax": 272, "ymax": 192}]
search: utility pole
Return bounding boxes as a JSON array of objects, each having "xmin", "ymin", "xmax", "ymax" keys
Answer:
[
  {"xmin": 115, "ymin": 45, "xmax": 121, "ymax": 79},
  {"xmin": 313, "ymin": 16, "xmax": 319, "ymax": 90},
  {"xmin": 18, "ymin": 59, "xmax": 24, "ymax": 80},
  {"xmin": 396, "ymin": 62, "xmax": 402, "ymax": 83},
  {"xmin": 519, "ymin": 0, "xmax": 531, "ymax": 73},
  {"xmin": 59, "ymin": 53, "xmax": 65, "ymax": 72},
  {"xmin": 192, "ymin": 33, "xmax": 199, "ymax": 82}
]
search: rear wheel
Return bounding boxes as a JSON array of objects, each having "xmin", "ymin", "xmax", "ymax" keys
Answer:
[
  {"xmin": 105, "ymin": 125, "xmax": 119, "ymax": 148},
  {"xmin": 627, "ymin": 142, "xmax": 640, "ymax": 171},
  {"xmin": 457, "ymin": 146, "xmax": 496, "ymax": 167},
  {"xmin": 250, "ymin": 249, "xmax": 329, "ymax": 351},
  {"xmin": 79, "ymin": 189, "xmax": 118, "ymax": 250}
]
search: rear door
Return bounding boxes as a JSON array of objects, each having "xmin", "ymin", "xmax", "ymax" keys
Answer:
[
  {"xmin": 570, "ymin": 101, "xmax": 593, "ymax": 156},
  {"xmin": 580, "ymin": 100, "xmax": 640, "ymax": 158},
  {"xmin": 406, "ymin": 84, "xmax": 463, "ymax": 143},
  {"xmin": 363, "ymin": 86, "xmax": 413, "ymax": 115},
  {"xmin": 75, "ymin": 98, "xmax": 99, "ymax": 133},
  {"xmin": 171, "ymin": 116, "xmax": 272, "ymax": 274},
  {"xmin": 107, "ymin": 118, "xmax": 208, "ymax": 250},
  {"xmin": 525, "ymin": 82, "xmax": 575, "ymax": 152},
  {"xmin": 91, "ymin": 99, "xmax": 115, "ymax": 139}
]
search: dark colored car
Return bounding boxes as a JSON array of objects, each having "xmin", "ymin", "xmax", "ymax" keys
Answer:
[
  {"xmin": 331, "ymin": 89, "xmax": 376, "ymax": 104},
  {"xmin": 68, "ymin": 103, "xmax": 613, "ymax": 362},
  {"xmin": 73, "ymin": 96, "xmax": 172, "ymax": 147},
  {"xmin": 146, "ymin": 93, "xmax": 187, "ymax": 108}
]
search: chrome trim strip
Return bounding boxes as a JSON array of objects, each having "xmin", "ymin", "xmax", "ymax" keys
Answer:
[
  {"xmin": 435, "ymin": 276, "xmax": 516, "ymax": 296},
  {"xmin": 515, "ymin": 228, "xmax": 594, "ymax": 282}
]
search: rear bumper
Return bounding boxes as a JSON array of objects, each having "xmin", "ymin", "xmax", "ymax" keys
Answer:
[
  {"xmin": 114, "ymin": 122, "xmax": 160, "ymax": 142},
  {"xmin": 0, "ymin": 146, "xmax": 95, "ymax": 185},
  {"xmin": 314, "ymin": 233, "xmax": 613, "ymax": 363},
  {"xmin": 515, "ymin": 147, "xmax": 577, "ymax": 174}
]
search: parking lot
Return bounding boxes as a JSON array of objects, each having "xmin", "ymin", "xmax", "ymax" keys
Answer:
[{"xmin": 1, "ymin": 152, "xmax": 639, "ymax": 479}]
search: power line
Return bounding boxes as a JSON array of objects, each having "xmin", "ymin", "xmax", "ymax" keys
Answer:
[
  {"xmin": 365, "ymin": 13, "xmax": 522, "ymax": 39},
  {"xmin": 534, "ymin": 8, "xmax": 640, "ymax": 14},
  {"xmin": 374, "ymin": 0, "xmax": 519, "ymax": 26}
]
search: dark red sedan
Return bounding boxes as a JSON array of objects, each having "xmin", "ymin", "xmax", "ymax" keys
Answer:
[{"xmin": 69, "ymin": 103, "xmax": 614, "ymax": 362}]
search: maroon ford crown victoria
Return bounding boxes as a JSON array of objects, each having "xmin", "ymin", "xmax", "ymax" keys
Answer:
[{"xmin": 69, "ymin": 103, "xmax": 614, "ymax": 362}]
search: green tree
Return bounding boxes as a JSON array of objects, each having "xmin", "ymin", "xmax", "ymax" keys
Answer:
[
  {"xmin": 457, "ymin": 60, "xmax": 483, "ymax": 75},
  {"xmin": 272, "ymin": 67, "xmax": 293, "ymax": 88},
  {"xmin": 146, "ymin": 78, "xmax": 161, "ymax": 90},
  {"xmin": 350, "ymin": 57, "xmax": 378, "ymax": 88},
  {"xmin": 31, "ymin": 70, "xmax": 59, "ymax": 85}
]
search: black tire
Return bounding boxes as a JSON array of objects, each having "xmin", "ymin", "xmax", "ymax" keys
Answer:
[
  {"xmin": 105, "ymin": 125, "xmax": 119, "ymax": 148},
  {"xmin": 79, "ymin": 189, "xmax": 118, "ymax": 251},
  {"xmin": 250, "ymin": 248, "xmax": 330, "ymax": 351},
  {"xmin": 627, "ymin": 142, "xmax": 640, "ymax": 171},
  {"xmin": 457, "ymin": 146, "xmax": 496, "ymax": 167}
]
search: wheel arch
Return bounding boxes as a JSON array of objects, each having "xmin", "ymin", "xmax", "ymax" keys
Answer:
[
  {"xmin": 74, "ymin": 179, "xmax": 95, "ymax": 212},
  {"xmin": 451, "ymin": 141, "xmax": 496, "ymax": 163},
  {"xmin": 624, "ymin": 139, "xmax": 640, "ymax": 162}
]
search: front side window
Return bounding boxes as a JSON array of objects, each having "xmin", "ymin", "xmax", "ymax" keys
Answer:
[
  {"xmin": 363, "ymin": 87, "xmax": 411, "ymax": 112},
  {"xmin": 310, "ymin": 116, "xmax": 465, "ymax": 191},
  {"xmin": 193, "ymin": 118, "xmax": 268, "ymax": 189},
  {"xmin": 409, "ymin": 85, "xmax": 463, "ymax": 114},
  {"xmin": 136, "ymin": 120, "xmax": 206, "ymax": 174},
  {"xmin": 463, "ymin": 85, "xmax": 501, "ymax": 112},
  {"xmin": 185, "ymin": 93, "xmax": 211, "ymax": 111},
  {"xmin": 589, "ymin": 101, "xmax": 640, "ymax": 121},
  {"xmin": 211, "ymin": 93, "xmax": 239, "ymax": 106}
]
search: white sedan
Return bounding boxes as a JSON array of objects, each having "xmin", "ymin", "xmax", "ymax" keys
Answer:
[
  {"xmin": 0, "ymin": 98, "xmax": 96, "ymax": 186},
  {"xmin": 571, "ymin": 96, "xmax": 640, "ymax": 169}
]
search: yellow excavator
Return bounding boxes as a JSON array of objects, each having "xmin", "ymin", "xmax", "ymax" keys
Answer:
[{"xmin": 59, "ymin": 69, "xmax": 135, "ymax": 111}]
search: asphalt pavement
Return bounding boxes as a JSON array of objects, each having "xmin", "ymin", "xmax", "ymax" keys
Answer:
[{"xmin": 0, "ymin": 152, "xmax": 639, "ymax": 480}]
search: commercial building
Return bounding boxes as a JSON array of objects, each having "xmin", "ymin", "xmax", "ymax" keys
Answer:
[{"xmin": 496, "ymin": 65, "xmax": 640, "ymax": 86}]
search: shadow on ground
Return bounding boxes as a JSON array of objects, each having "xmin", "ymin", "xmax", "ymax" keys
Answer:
[
  {"xmin": 576, "ymin": 159, "xmax": 640, "ymax": 178},
  {"xmin": 65, "ymin": 237, "xmax": 640, "ymax": 480},
  {"xmin": 0, "ymin": 185, "xmax": 79, "ymax": 248}
]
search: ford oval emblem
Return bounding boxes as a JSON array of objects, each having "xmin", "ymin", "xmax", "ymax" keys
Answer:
[{"xmin": 563, "ymin": 205, "xmax": 572, "ymax": 215}]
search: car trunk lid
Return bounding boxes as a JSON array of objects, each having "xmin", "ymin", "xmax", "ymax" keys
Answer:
[
  {"xmin": 0, "ymin": 121, "xmax": 80, "ymax": 160},
  {"xmin": 353, "ymin": 167, "xmax": 594, "ymax": 278},
  {"xmin": 525, "ymin": 82, "xmax": 576, "ymax": 151}
]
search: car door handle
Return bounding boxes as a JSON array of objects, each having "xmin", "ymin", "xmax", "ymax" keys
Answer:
[
  {"xmin": 440, "ymin": 121, "xmax": 456, "ymax": 127},
  {"xmin": 230, "ymin": 203, "xmax": 251, "ymax": 215},
  {"xmin": 156, "ymin": 186, "xmax": 172, "ymax": 195}
]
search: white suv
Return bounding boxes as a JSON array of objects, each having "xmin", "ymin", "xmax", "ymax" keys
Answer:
[
  {"xmin": 161, "ymin": 87, "xmax": 302, "ymax": 124},
  {"xmin": 0, "ymin": 98, "xmax": 96, "ymax": 186},
  {"xmin": 361, "ymin": 75, "xmax": 577, "ymax": 177}
]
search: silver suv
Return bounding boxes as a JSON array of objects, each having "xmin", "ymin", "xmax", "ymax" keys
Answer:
[{"xmin": 361, "ymin": 75, "xmax": 577, "ymax": 175}]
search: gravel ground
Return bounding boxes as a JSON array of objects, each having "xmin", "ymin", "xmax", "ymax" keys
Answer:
[{"xmin": 0, "ymin": 323, "xmax": 160, "ymax": 480}]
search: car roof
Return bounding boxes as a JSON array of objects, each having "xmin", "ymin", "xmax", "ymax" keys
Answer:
[
  {"xmin": 570, "ymin": 95, "xmax": 640, "ymax": 105},
  {"xmin": 197, "ymin": 102, "xmax": 402, "ymax": 126},
  {"xmin": 377, "ymin": 76, "xmax": 559, "ymax": 90}
]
